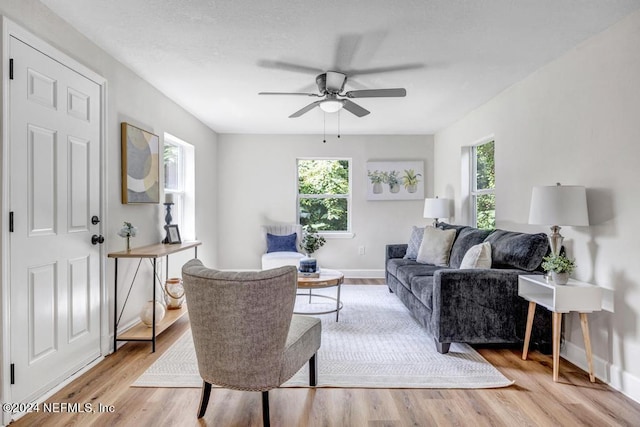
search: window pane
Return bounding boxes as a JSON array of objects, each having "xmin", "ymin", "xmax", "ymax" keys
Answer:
[
  {"xmin": 298, "ymin": 160, "xmax": 349, "ymax": 195},
  {"xmin": 299, "ymin": 198, "xmax": 348, "ymax": 231},
  {"xmin": 475, "ymin": 141, "xmax": 495, "ymax": 191},
  {"xmin": 476, "ymin": 193, "xmax": 495, "ymax": 230},
  {"xmin": 164, "ymin": 144, "xmax": 180, "ymax": 190}
]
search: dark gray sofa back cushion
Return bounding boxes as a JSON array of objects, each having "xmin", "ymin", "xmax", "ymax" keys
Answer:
[
  {"xmin": 484, "ymin": 230, "xmax": 549, "ymax": 271},
  {"xmin": 448, "ymin": 227, "xmax": 493, "ymax": 268}
]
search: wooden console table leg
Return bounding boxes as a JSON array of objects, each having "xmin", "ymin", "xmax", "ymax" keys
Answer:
[
  {"xmin": 522, "ymin": 301, "xmax": 536, "ymax": 360},
  {"xmin": 579, "ymin": 313, "xmax": 596, "ymax": 382},
  {"xmin": 552, "ymin": 312, "xmax": 562, "ymax": 382}
]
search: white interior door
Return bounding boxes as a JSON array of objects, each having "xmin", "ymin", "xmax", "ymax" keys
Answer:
[{"xmin": 8, "ymin": 36, "xmax": 102, "ymax": 403}]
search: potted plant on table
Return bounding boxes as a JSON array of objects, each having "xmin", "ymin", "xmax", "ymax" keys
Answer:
[
  {"xmin": 541, "ymin": 253, "xmax": 576, "ymax": 285},
  {"xmin": 299, "ymin": 225, "xmax": 326, "ymax": 273}
]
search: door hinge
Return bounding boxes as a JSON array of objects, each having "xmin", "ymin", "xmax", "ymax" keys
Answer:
[
  {"xmin": 9, "ymin": 58, "xmax": 13, "ymax": 80},
  {"xmin": 10, "ymin": 363, "xmax": 15, "ymax": 384},
  {"xmin": 9, "ymin": 211, "xmax": 13, "ymax": 232}
]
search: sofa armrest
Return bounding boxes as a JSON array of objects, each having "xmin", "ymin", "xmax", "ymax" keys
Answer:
[
  {"xmin": 432, "ymin": 269, "xmax": 544, "ymax": 343},
  {"xmin": 386, "ymin": 244, "xmax": 407, "ymax": 261}
]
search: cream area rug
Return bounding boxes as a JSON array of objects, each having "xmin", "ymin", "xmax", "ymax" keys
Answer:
[{"xmin": 132, "ymin": 285, "xmax": 513, "ymax": 389}]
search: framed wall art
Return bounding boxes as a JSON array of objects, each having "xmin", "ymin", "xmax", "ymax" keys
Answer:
[
  {"xmin": 366, "ymin": 160, "xmax": 424, "ymax": 200},
  {"xmin": 121, "ymin": 122, "xmax": 160, "ymax": 204}
]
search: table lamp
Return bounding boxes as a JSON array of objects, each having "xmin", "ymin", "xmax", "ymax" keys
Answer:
[
  {"xmin": 528, "ymin": 183, "xmax": 589, "ymax": 255},
  {"xmin": 423, "ymin": 197, "xmax": 451, "ymax": 227}
]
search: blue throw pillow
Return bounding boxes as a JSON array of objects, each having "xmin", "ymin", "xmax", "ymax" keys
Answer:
[
  {"xmin": 404, "ymin": 226, "xmax": 425, "ymax": 260},
  {"xmin": 266, "ymin": 233, "xmax": 298, "ymax": 253}
]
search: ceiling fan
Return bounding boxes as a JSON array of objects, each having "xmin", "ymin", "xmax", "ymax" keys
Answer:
[{"xmin": 259, "ymin": 70, "xmax": 407, "ymax": 118}]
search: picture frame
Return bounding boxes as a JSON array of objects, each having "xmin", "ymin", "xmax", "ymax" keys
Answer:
[
  {"xmin": 165, "ymin": 224, "xmax": 182, "ymax": 244},
  {"xmin": 366, "ymin": 160, "xmax": 424, "ymax": 200},
  {"xmin": 121, "ymin": 122, "xmax": 160, "ymax": 204}
]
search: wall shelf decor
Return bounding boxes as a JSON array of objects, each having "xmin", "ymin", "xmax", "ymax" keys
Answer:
[
  {"xmin": 121, "ymin": 122, "xmax": 160, "ymax": 204},
  {"xmin": 366, "ymin": 160, "xmax": 424, "ymax": 200}
]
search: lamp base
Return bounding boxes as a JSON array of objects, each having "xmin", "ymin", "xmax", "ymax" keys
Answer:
[{"xmin": 548, "ymin": 225, "xmax": 564, "ymax": 255}]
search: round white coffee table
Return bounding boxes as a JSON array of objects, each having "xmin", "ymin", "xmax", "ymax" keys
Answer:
[{"xmin": 295, "ymin": 269, "xmax": 344, "ymax": 321}]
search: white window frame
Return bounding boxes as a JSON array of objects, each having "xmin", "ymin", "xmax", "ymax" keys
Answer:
[
  {"xmin": 469, "ymin": 138, "xmax": 495, "ymax": 228},
  {"xmin": 164, "ymin": 133, "xmax": 195, "ymax": 241},
  {"xmin": 296, "ymin": 157, "xmax": 353, "ymax": 238}
]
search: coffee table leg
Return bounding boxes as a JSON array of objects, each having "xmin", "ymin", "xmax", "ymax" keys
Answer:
[{"xmin": 335, "ymin": 282, "xmax": 342, "ymax": 322}]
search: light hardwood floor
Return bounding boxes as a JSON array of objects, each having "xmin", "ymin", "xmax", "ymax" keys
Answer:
[{"xmin": 11, "ymin": 281, "xmax": 640, "ymax": 427}]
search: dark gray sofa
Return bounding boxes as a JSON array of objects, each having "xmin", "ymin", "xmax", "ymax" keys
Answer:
[{"xmin": 385, "ymin": 223, "xmax": 552, "ymax": 353}]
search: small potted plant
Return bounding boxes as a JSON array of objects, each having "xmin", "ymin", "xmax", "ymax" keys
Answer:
[
  {"xmin": 541, "ymin": 253, "xmax": 576, "ymax": 285},
  {"xmin": 299, "ymin": 225, "xmax": 326, "ymax": 273}
]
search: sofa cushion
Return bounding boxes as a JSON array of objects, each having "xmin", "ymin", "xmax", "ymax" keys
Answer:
[
  {"xmin": 459, "ymin": 242, "xmax": 492, "ymax": 269},
  {"xmin": 410, "ymin": 275, "xmax": 435, "ymax": 310},
  {"xmin": 403, "ymin": 226, "xmax": 425, "ymax": 260},
  {"xmin": 387, "ymin": 258, "xmax": 420, "ymax": 277},
  {"xmin": 448, "ymin": 227, "xmax": 493, "ymax": 268},
  {"xmin": 266, "ymin": 233, "xmax": 298, "ymax": 253},
  {"xmin": 484, "ymin": 230, "xmax": 549, "ymax": 271},
  {"xmin": 416, "ymin": 227, "xmax": 457, "ymax": 266},
  {"xmin": 395, "ymin": 263, "xmax": 446, "ymax": 287}
]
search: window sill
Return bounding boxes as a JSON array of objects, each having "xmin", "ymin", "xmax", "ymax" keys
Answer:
[{"xmin": 318, "ymin": 232, "xmax": 354, "ymax": 239}]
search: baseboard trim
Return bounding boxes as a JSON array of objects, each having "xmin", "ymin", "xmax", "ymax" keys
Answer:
[
  {"xmin": 563, "ymin": 341, "xmax": 640, "ymax": 404},
  {"xmin": 340, "ymin": 269, "xmax": 385, "ymax": 279}
]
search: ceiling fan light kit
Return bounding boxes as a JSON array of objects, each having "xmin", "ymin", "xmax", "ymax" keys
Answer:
[{"xmin": 259, "ymin": 70, "xmax": 406, "ymax": 118}]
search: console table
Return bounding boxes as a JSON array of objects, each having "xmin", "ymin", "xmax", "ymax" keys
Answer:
[
  {"xmin": 518, "ymin": 274, "xmax": 603, "ymax": 382},
  {"xmin": 108, "ymin": 241, "xmax": 201, "ymax": 352}
]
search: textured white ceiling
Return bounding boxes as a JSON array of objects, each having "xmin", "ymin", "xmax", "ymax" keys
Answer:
[{"xmin": 39, "ymin": 0, "xmax": 640, "ymax": 135}]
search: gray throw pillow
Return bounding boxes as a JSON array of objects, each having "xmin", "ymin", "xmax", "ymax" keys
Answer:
[
  {"xmin": 416, "ymin": 226, "xmax": 457, "ymax": 266},
  {"xmin": 404, "ymin": 226, "xmax": 425, "ymax": 260}
]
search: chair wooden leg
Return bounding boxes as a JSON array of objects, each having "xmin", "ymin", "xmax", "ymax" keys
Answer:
[
  {"xmin": 262, "ymin": 391, "xmax": 270, "ymax": 427},
  {"xmin": 309, "ymin": 353, "xmax": 318, "ymax": 386},
  {"xmin": 197, "ymin": 381, "xmax": 212, "ymax": 418}
]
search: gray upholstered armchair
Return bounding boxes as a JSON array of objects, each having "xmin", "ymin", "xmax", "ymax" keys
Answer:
[{"xmin": 182, "ymin": 259, "xmax": 321, "ymax": 426}]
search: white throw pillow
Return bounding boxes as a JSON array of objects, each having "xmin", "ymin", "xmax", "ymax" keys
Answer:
[
  {"xmin": 416, "ymin": 226, "xmax": 457, "ymax": 266},
  {"xmin": 459, "ymin": 242, "xmax": 492, "ymax": 269}
]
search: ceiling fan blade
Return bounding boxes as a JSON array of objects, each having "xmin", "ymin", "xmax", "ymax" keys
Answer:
[
  {"xmin": 342, "ymin": 100, "xmax": 370, "ymax": 117},
  {"xmin": 345, "ymin": 88, "xmax": 406, "ymax": 98},
  {"xmin": 345, "ymin": 63, "xmax": 424, "ymax": 76},
  {"xmin": 325, "ymin": 71, "xmax": 347, "ymax": 93},
  {"xmin": 257, "ymin": 60, "xmax": 324, "ymax": 75},
  {"xmin": 259, "ymin": 91, "xmax": 320, "ymax": 96},
  {"xmin": 289, "ymin": 100, "xmax": 323, "ymax": 118},
  {"xmin": 333, "ymin": 34, "xmax": 361, "ymax": 71}
]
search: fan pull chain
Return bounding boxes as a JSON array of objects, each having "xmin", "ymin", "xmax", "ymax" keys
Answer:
[
  {"xmin": 323, "ymin": 112, "xmax": 327, "ymax": 143},
  {"xmin": 337, "ymin": 110, "xmax": 341, "ymax": 139}
]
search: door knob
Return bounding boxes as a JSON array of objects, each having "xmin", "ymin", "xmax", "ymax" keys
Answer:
[{"xmin": 91, "ymin": 234, "xmax": 105, "ymax": 245}]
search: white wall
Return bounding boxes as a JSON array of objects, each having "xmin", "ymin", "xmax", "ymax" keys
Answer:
[
  {"xmin": 217, "ymin": 134, "xmax": 433, "ymax": 276},
  {"xmin": 434, "ymin": 10, "xmax": 640, "ymax": 401},
  {"xmin": 0, "ymin": 1, "xmax": 218, "ymax": 343}
]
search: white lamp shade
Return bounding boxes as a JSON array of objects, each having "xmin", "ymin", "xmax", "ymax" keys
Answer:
[
  {"xmin": 528, "ymin": 185, "xmax": 589, "ymax": 226},
  {"xmin": 423, "ymin": 198, "xmax": 451, "ymax": 219}
]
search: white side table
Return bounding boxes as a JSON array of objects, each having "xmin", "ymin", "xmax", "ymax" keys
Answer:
[{"xmin": 518, "ymin": 274, "xmax": 603, "ymax": 382}]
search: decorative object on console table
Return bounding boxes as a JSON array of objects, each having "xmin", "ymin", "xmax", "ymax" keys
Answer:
[
  {"xmin": 165, "ymin": 277, "xmax": 185, "ymax": 309},
  {"xmin": 121, "ymin": 122, "xmax": 160, "ymax": 204},
  {"xmin": 423, "ymin": 196, "xmax": 451, "ymax": 227},
  {"xmin": 163, "ymin": 193, "xmax": 174, "ymax": 243},
  {"xmin": 165, "ymin": 224, "xmax": 182, "ymax": 244},
  {"xmin": 528, "ymin": 183, "xmax": 589, "ymax": 255},
  {"xmin": 117, "ymin": 221, "xmax": 138, "ymax": 252},
  {"xmin": 140, "ymin": 300, "xmax": 166, "ymax": 327}
]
